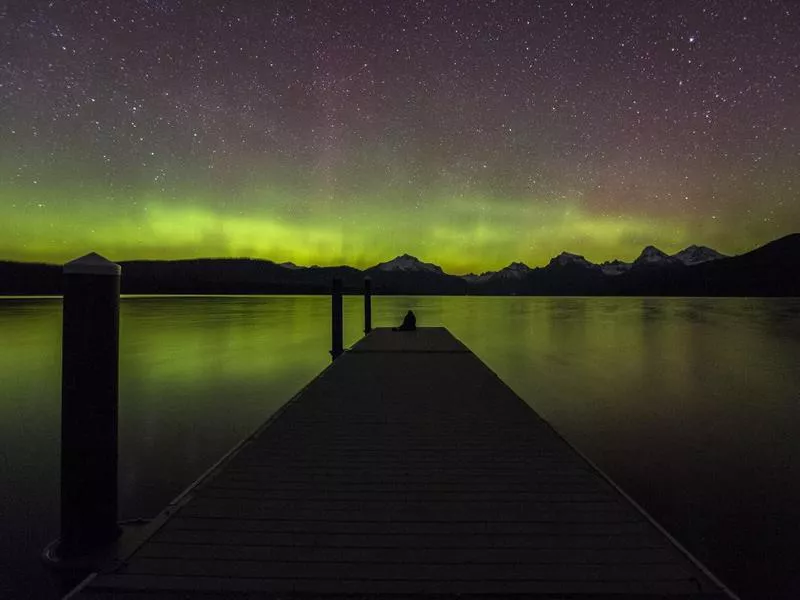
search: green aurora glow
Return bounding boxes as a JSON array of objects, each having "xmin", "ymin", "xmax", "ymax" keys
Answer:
[
  {"xmin": 2, "ymin": 175, "xmax": 797, "ymax": 274},
  {"xmin": 3, "ymin": 2, "xmax": 799, "ymax": 273}
]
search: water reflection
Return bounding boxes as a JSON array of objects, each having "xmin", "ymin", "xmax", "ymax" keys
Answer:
[{"xmin": 0, "ymin": 296, "xmax": 798, "ymax": 599}]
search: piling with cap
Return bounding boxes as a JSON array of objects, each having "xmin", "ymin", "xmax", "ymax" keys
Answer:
[
  {"xmin": 363, "ymin": 277, "xmax": 372, "ymax": 334},
  {"xmin": 59, "ymin": 252, "xmax": 122, "ymax": 557},
  {"xmin": 330, "ymin": 277, "xmax": 343, "ymax": 360}
]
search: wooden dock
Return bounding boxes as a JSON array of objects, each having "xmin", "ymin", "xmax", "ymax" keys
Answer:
[{"xmin": 68, "ymin": 327, "xmax": 737, "ymax": 598}]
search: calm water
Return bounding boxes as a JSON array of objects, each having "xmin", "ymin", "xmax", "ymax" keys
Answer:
[{"xmin": 1, "ymin": 296, "xmax": 799, "ymax": 599}]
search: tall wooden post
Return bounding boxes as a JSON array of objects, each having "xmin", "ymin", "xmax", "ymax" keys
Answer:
[
  {"xmin": 364, "ymin": 277, "xmax": 372, "ymax": 334},
  {"xmin": 330, "ymin": 277, "xmax": 343, "ymax": 360},
  {"xmin": 59, "ymin": 253, "xmax": 121, "ymax": 557}
]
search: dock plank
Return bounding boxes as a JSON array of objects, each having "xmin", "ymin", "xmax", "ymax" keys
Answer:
[
  {"xmin": 84, "ymin": 573, "xmax": 720, "ymax": 597},
  {"xmin": 73, "ymin": 327, "xmax": 736, "ymax": 599},
  {"xmin": 136, "ymin": 541, "xmax": 682, "ymax": 564}
]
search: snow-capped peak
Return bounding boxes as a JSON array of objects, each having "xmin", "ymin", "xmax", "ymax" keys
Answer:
[
  {"xmin": 372, "ymin": 254, "xmax": 444, "ymax": 274},
  {"xmin": 634, "ymin": 246, "xmax": 672, "ymax": 265},
  {"xmin": 505, "ymin": 261, "xmax": 531, "ymax": 272},
  {"xmin": 547, "ymin": 252, "xmax": 596, "ymax": 269},
  {"xmin": 497, "ymin": 262, "xmax": 532, "ymax": 279},
  {"xmin": 671, "ymin": 245, "xmax": 726, "ymax": 266},
  {"xmin": 461, "ymin": 262, "xmax": 532, "ymax": 283}
]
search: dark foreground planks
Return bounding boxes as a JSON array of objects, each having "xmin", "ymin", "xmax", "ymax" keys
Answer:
[{"xmin": 70, "ymin": 327, "xmax": 737, "ymax": 599}]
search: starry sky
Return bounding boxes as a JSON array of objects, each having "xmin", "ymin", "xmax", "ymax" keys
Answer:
[{"xmin": 2, "ymin": 0, "xmax": 798, "ymax": 273}]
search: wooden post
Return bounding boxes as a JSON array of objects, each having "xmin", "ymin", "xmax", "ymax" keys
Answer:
[
  {"xmin": 330, "ymin": 277, "xmax": 343, "ymax": 360},
  {"xmin": 364, "ymin": 277, "xmax": 372, "ymax": 334},
  {"xmin": 59, "ymin": 252, "xmax": 121, "ymax": 557}
]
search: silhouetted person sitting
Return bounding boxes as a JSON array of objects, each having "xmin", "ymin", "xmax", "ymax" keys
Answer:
[{"xmin": 392, "ymin": 310, "xmax": 417, "ymax": 331}]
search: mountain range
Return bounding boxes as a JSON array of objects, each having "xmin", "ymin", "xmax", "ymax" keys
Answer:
[
  {"xmin": 463, "ymin": 244, "xmax": 726, "ymax": 284},
  {"xmin": 1, "ymin": 234, "xmax": 798, "ymax": 296}
]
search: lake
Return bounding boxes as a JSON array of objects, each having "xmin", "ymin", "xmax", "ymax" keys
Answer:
[{"xmin": 1, "ymin": 295, "xmax": 799, "ymax": 599}]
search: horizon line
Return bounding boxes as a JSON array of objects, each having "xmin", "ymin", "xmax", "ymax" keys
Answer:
[{"xmin": 4, "ymin": 231, "xmax": 797, "ymax": 276}]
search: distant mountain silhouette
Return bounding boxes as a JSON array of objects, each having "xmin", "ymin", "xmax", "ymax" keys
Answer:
[
  {"xmin": 672, "ymin": 233, "xmax": 800, "ymax": 296},
  {"xmin": 371, "ymin": 254, "xmax": 444, "ymax": 274},
  {"xmin": 599, "ymin": 259, "xmax": 631, "ymax": 276},
  {"xmin": 119, "ymin": 259, "xmax": 363, "ymax": 295},
  {"xmin": 672, "ymin": 245, "xmax": 726, "ymax": 266},
  {"xmin": 462, "ymin": 262, "xmax": 531, "ymax": 285},
  {"xmin": 633, "ymin": 245, "xmax": 679, "ymax": 267},
  {"xmin": 0, "ymin": 261, "xmax": 60, "ymax": 295},
  {"xmin": 365, "ymin": 254, "xmax": 466, "ymax": 295},
  {"xmin": 1, "ymin": 234, "xmax": 798, "ymax": 296},
  {"xmin": 547, "ymin": 252, "xmax": 598, "ymax": 270}
]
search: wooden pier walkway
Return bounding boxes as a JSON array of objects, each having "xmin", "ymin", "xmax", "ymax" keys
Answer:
[{"xmin": 69, "ymin": 327, "xmax": 736, "ymax": 598}]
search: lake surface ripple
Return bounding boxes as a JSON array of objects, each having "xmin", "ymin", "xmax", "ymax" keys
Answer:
[{"xmin": 1, "ymin": 296, "xmax": 798, "ymax": 599}]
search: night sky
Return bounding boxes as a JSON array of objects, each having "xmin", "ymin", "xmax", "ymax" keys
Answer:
[{"xmin": 2, "ymin": 0, "xmax": 798, "ymax": 273}]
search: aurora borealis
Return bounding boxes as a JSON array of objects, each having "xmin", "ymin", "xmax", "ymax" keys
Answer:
[{"xmin": 2, "ymin": 1, "xmax": 798, "ymax": 273}]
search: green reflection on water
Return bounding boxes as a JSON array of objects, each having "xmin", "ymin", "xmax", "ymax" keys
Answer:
[{"xmin": 0, "ymin": 295, "xmax": 799, "ymax": 599}]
